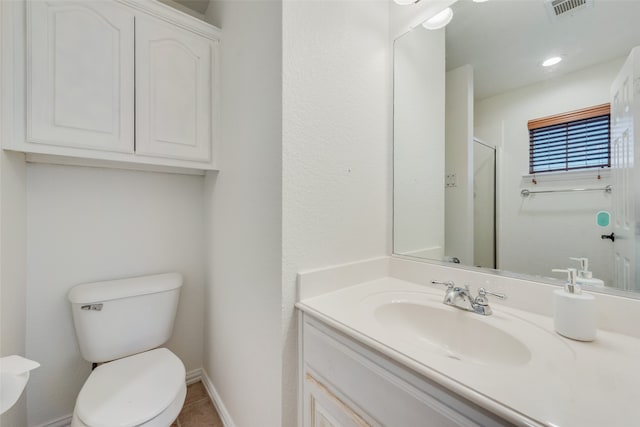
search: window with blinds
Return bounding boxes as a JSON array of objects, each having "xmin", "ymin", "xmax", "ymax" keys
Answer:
[{"xmin": 528, "ymin": 104, "xmax": 611, "ymax": 174}]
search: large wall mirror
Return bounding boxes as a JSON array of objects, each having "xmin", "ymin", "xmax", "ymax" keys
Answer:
[{"xmin": 393, "ymin": 0, "xmax": 640, "ymax": 294}]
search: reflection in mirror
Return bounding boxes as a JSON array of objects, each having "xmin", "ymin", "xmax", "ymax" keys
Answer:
[
  {"xmin": 393, "ymin": 0, "xmax": 640, "ymax": 294},
  {"xmin": 394, "ymin": 26, "xmax": 445, "ymax": 261}
]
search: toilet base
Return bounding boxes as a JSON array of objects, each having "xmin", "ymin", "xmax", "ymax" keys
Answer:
[{"xmin": 71, "ymin": 382, "xmax": 186, "ymax": 427}]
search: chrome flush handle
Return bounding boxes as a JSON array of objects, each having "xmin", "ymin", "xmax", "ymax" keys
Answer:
[{"xmin": 80, "ymin": 304, "xmax": 103, "ymax": 311}]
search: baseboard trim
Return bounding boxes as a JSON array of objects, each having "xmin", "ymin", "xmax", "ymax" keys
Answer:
[
  {"xmin": 35, "ymin": 368, "xmax": 204, "ymax": 427},
  {"xmin": 186, "ymin": 367, "xmax": 202, "ymax": 385},
  {"xmin": 201, "ymin": 369, "xmax": 236, "ymax": 427},
  {"xmin": 33, "ymin": 413, "xmax": 72, "ymax": 427}
]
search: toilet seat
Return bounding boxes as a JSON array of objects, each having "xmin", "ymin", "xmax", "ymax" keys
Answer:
[{"xmin": 74, "ymin": 348, "xmax": 185, "ymax": 427}]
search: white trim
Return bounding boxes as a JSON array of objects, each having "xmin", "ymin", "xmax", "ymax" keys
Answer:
[
  {"xmin": 297, "ymin": 311, "xmax": 305, "ymax": 427},
  {"xmin": 116, "ymin": 0, "xmax": 221, "ymax": 40},
  {"xmin": 201, "ymin": 369, "xmax": 237, "ymax": 427},
  {"xmin": 25, "ymin": 153, "xmax": 208, "ymax": 176},
  {"xmin": 33, "ymin": 413, "xmax": 72, "ymax": 427},
  {"xmin": 522, "ymin": 167, "xmax": 611, "ymax": 182},
  {"xmin": 186, "ymin": 367, "xmax": 202, "ymax": 385},
  {"xmin": 156, "ymin": 0, "xmax": 207, "ymax": 21}
]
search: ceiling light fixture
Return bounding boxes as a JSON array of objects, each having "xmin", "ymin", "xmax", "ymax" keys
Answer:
[
  {"xmin": 473, "ymin": 0, "xmax": 489, "ymax": 2},
  {"xmin": 394, "ymin": 0, "xmax": 420, "ymax": 5},
  {"xmin": 542, "ymin": 56, "xmax": 563, "ymax": 67},
  {"xmin": 422, "ymin": 7, "xmax": 454, "ymax": 30}
]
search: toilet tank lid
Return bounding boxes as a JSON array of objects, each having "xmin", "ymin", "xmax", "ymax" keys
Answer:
[{"xmin": 68, "ymin": 273, "xmax": 183, "ymax": 304}]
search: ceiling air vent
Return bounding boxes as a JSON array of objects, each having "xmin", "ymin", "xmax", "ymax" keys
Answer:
[{"xmin": 545, "ymin": 0, "xmax": 593, "ymax": 21}]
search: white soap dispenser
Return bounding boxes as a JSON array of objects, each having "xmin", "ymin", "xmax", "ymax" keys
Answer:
[
  {"xmin": 569, "ymin": 257, "xmax": 605, "ymax": 287},
  {"xmin": 552, "ymin": 268, "xmax": 596, "ymax": 341}
]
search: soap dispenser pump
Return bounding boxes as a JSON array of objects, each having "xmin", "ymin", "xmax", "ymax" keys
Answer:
[
  {"xmin": 551, "ymin": 268, "xmax": 596, "ymax": 341},
  {"xmin": 569, "ymin": 257, "xmax": 605, "ymax": 287}
]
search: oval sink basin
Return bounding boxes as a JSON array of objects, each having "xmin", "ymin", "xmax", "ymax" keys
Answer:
[{"xmin": 374, "ymin": 302, "xmax": 532, "ymax": 366}]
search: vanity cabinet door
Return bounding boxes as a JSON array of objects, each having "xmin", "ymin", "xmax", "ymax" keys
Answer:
[
  {"xmin": 304, "ymin": 372, "xmax": 377, "ymax": 427},
  {"xmin": 27, "ymin": 1, "xmax": 135, "ymax": 153},
  {"xmin": 135, "ymin": 17, "xmax": 214, "ymax": 163},
  {"xmin": 301, "ymin": 315, "xmax": 509, "ymax": 427}
]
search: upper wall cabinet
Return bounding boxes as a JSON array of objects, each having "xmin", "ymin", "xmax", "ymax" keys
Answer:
[
  {"xmin": 28, "ymin": 1, "xmax": 135, "ymax": 153},
  {"xmin": 135, "ymin": 17, "xmax": 212, "ymax": 162},
  {"xmin": 1, "ymin": 0, "xmax": 220, "ymax": 172}
]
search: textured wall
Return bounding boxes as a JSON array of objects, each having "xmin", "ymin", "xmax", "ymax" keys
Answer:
[
  {"xmin": 203, "ymin": 1, "xmax": 283, "ymax": 426},
  {"xmin": 203, "ymin": 2, "xmax": 390, "ymax": 426},
  {"xmin": 282, "ymin": 1, "xmax": 391, "ymax": 425},
  {"xmin": 25, "ymin": 164, "xmax": 206, "ymax": 425}
]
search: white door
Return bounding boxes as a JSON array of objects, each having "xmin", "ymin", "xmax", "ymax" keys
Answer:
[
  {"xmin": 135, "ymin": 17, "xmax": 214, "ymax": 162},
  {"xmin": 27, "ymin": 1, "xmax": 135, "ymax": 152},
  {"xmin": 610, "ymin": 46, "xmax": 640, "ymax": 292},
  {"xmin": 473, "ymin": 140, "xmax": 496, "ymax": 269}
]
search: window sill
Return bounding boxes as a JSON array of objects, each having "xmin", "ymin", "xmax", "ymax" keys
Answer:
[{"xmin": 522, "ymin": 168, "xmax": 610, "ymax": 184}]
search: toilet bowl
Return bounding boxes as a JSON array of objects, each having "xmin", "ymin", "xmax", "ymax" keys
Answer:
[
  {"xmin": 71, "ymin": 348, "xmax": 186, "ymax": 427},
  {"xmin": 71, "ymin": 348, "xmax": 187, "ymax": 427},
  {"xmin": 68, "ymin": 273, "xmax": 186, "ymax": 427}
]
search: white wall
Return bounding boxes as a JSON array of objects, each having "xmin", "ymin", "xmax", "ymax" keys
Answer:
[
  {"xmin": 282, "ymin": 2, "xmax": 390, "ymax": 426},
  {"xmin": 393, "ymin": 27, "xmax": 445, "ymax": 259},
  {"xmin": 0, "ymin": 151, "xmax": 27, "ymax": 427},
  {"xmin": 25, "ymin": 164, "xmax": 206, "ymax": 426},
  {"xmin": 475, "ymin": 58, "xmax": 623, "ymax": 285},
  {"xmin": 203, "ymin": 3, "xmax": 390, "ymax": 426},
  {"xmin": 203, "ymin": 2, "xmax": 283, "ymax": 427},
  {"xmin": 445, "ymin": 65, "xmax": 474, "ymax": 264}
]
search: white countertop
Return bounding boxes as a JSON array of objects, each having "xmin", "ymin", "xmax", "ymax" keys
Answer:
[{"xmin": 297, "ymin": 276, "xmax": 640, "ymax": 427}]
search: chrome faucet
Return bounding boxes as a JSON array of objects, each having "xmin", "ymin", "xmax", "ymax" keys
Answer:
[{"xmin": 431, "ymin": 281, "xmax": 506, "ymax": 316}]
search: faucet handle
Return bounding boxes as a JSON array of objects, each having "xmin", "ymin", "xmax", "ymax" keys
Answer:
[
  {"xmin": 431, "ymin": 280, "xmax": 455, "ymax": 289},
  {"xmin": 476, "ymin": 287, "xmax": 506, "ymax": 304}
]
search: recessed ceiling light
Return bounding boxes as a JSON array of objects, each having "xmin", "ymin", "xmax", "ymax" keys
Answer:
[
  {"xmin": 473, "ymin": 0, "xmax": 489, "ymax": 2},
  {"xmin": 542, "ymin": 56, "xmax": 563, "ymax": 67},
  {"xmin": 394, "ymin": 0, "xmax": 419, "ymax": 5},
  {"xmin": 422, "ymin": 7, "xmax": 454, "ymax": 30}
]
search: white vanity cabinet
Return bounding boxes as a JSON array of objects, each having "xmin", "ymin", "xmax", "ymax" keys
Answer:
[
  {"xmin": 300, "ymin": 314, "xmax": 512, "ymax": 427},
  {"xmin": 1, "ymin": 0, "xmax": 220, "ymax": 171}
]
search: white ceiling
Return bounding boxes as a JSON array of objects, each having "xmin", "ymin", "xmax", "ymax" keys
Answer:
[
  {"xmin": 445, "ymin": 0, "xmax": 640, "ymax": 100},
  {"xmin": 173, "ymin": 0, "xmax": 209, "ymax": 14}
]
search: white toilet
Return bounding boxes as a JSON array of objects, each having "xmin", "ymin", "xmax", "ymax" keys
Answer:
[{"xmin": 68, "ymin": 273, "xmax": 186, "ymax": 427}]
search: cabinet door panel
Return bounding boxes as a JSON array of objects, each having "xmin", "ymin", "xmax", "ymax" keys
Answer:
[
  {"xmin": 135, "ymin": 17, "xmax": 213, "ymax": 162},
  {"xmin": 28, "ymin": 1, "xmax": 134, "ymax": 152},
  {"xmin": 305, "ymin": 373, "xmax": 375, "ymax": 427},
  {"xmin": 303, "ymin": 318, "xmax": 491, "ymax": 427}
]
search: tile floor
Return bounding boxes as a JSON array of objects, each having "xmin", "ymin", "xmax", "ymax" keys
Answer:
[{"xmin": 171, "ymin": 381, "xmax": 223, "ymax": 427}]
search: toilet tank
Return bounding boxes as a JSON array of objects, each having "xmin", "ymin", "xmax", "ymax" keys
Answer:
[{"xmin": 68, "ymin": 273, "xmax": 182, "ymax": 363}]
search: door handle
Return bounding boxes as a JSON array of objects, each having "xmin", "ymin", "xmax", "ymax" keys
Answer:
[{"xmin": 601, "ymin": 232, "xmax": 615, "ymax": 242}]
